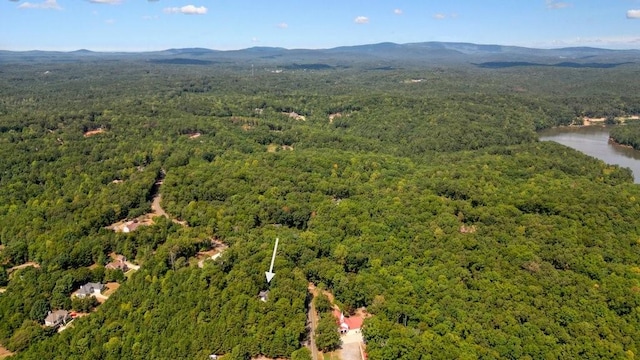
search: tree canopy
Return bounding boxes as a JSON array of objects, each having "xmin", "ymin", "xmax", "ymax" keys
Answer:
[{"xmin": 1, "ymin": 55, "xmax": 640, "ymax": 359}]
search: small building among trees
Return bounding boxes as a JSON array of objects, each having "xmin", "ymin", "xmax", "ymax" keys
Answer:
[{"xmin": 44, "ymin": 310, "xmax": 70, "ymax": 327}]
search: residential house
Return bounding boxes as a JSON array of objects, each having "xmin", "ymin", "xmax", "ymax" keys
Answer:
[
  {"xmin": 106, "ymin": 256, "xmax": 128, "ymax": 272},
  {"xmin": 76, "ymin": 282, "xmax": 104, "ymax": 298},
  {"xmin": 258, "ymin": 290, "xmax": 270, "ymax": 302},
  {"xmin": 333, "ymin": 308, "xmax": 364, "ymax": 335},
  {"xmin": 44, "ymin": 310, "xmax": 70, "ymax": 327},
  {"xmin": 122, "ymin": 220, "xmax": 141, "ymax": 233}
]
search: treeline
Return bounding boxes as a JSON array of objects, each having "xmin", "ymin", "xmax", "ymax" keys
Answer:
[{"xmin": 610, "ymin": 122, "xmax": 640, "ymax": 150}]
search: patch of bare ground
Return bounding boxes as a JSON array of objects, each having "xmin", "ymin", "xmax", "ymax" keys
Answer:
[
  {"xmin": 102, "ymin": 282, "xmax": 120, "ymax": 296},
  {"xmin": 83, "ymin": 128, "xmax": 105, "ymax": 137},
  {"xmin": 196, "ymin": 239, "xmax": 227, "ymax": 268},
  {"xmin": 94, "ymin": 282, "xmax": 120, "ymax": 304},
  {"xmin": 337, "ymin": 342, "xmax": 364, "ymax": 360},
  {"xmin": 459, "ymin": 224, "xmax": 477, "ymax": 234},
  {"xmin": 329, "ymin": 112, "xmax": 342, "ymax": 123},
  {"xmin": 0, "ymin": 345, "xmax": 14, "ymax": 359},
  {"xmin": 0, "ymin": 288, "xmax": 6, "ymax": 294},
  {"xmin": 616, "ymin": 115, "xmax": 640, "ymax": 122},
  {"xmin": 267, "ymin": 144, "xmax": 278, "ymax": 153},
  {"xmin": 188, "ymin": 132, "xmax": 201, "ymax": 139},
  {"xmin": 309, "ymin": 283, "xmax": 337, "ymax": 304},
  {"xmin": 106, "ymin": 218, "xmax": 154, "ymax": 233},
  {"xmin": 582, "ymin": 117, "xmax": 606, "ymax": 126},
  {"xmin": 242, "ymin": 124, "xmax": 254, "ymax": 131},
  {"xmin": 319, "ymin": 352, "xmax": 340, "ymax": 360},
  {"xmin": 71, "ymin": 312, "xmax": 91, "ymax": 318},
  {"xmin": 284, "ymin": 111, "xmax": 306, "ymax": 121},
  {"xmin": 281, "ymin": 145, "xmax": 294, "ymax": 151},
  {"xmin": 107, "ymin": 194, "xmax": 187, "ymax": 233},
  {"xmin": 8, "ymin": 262, "xmax": 40, "ymax": 274}
]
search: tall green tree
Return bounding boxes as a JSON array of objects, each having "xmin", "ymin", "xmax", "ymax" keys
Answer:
[{"xmin": 315, "ymin": 315, "xmax": 341, "ymax": 353}]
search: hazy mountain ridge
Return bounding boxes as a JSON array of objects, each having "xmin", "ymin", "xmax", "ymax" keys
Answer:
[{"xmin": 1, "ymin": 41, "xmax": 638, "ymax": 66}]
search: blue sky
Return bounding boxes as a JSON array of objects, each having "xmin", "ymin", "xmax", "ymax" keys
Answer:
[{"xmin": 1, "ymin": 0, "xmax": 640, "ymax": 51}]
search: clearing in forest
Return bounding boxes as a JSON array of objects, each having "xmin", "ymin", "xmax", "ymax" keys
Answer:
[
  {"xmin": 96, "ymin": 282, "xmax": 120, "ymax": 303},
  {"xmin": 0, "ymin": 345, "xmax": 14, "ymax": 359},
  {"xmin": 308, "ymin": 283, "xmax": 368, "ymax": 360},
  {"xmin": 83, "ymin": 128, "xmax": 105, "ymax": 137},
  {"xmin": 328, "ymin": 113, "xmax": 342, "ymax": 124},
  {"xmin": 284, "ymin": 111, "xmax": 306, "ymax": 121},
  {"xmin": 196, "ymin": 239, "xmax": 228, "ymax": 268},
  {"xmin": 582, "ymin": 117, "xmax": 607, "ymax": 126},
  {"xmin": 107, "ymin": 193, "xmax": 187, "ymax": 233}
]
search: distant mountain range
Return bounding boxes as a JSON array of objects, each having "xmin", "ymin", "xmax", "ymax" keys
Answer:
[{"xmin": 1, "ymin": 42, "xmax": 638, "ymax": 68}]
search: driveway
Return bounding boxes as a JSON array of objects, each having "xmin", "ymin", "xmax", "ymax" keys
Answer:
[
  {"xmin": 337, "ymin": 330, "xmax": 364, "ymax": 360},
  {"xmin": 338, "ymin": 342, "xmax": 362, "ymax": 360}
]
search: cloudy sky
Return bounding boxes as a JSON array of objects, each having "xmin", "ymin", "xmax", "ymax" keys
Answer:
[{"xmin": 1, "ymin": 0, "xmax": 640, "ymax": 51}]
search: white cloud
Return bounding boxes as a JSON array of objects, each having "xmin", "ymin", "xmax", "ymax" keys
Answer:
[
  {"xmin": 433, "ymin": 13, "xmax": 446, "ymax": 20},
  {"xmin": 393, "ymin": 9, "xmax": 402, "ymax": 15},
  {"xmin": 89, "ymin": 0, "xmax": 122, "ymax": 4},
  {"xmin": 627, "ymin": 10, "xmax": 640, "ymax": 19},
  {"xmin": 104, "ymin": 19, "xmax": 116, "ymax": 24},
  {"xmin": 354, "ymin": 16, "xmax": 369, "ymax": 24},
  {"xmin": 18, "ymin": 0, "xmax": 61, "ymax": 10},
  {"xmin": 164, "ymin": 5, "xmax": 207, "ymax": 15},
  {"xmin": 277, "ymin": 22, "xmax": 288, "ymax": 29},
  {"xmin": 546, "ymin": 0, "xmax": 571, "ymax": 9}
]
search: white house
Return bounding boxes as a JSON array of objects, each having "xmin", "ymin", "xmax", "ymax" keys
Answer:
[
  {"xmin": 44, "ymin": 310, "xmax": 70, "ymax": 327},
  {"xmin": 76, "ymin": 282, "xmax": 105, "ymax": 298}
]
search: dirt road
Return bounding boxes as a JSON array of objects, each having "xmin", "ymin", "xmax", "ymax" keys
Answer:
[
  {"xmin": 151, "ymin": 194, "xmax": 168, "ymax": 218},
  {"xmin": 307, "ymin": 283, "xmax": 320, "ymax": 360}
]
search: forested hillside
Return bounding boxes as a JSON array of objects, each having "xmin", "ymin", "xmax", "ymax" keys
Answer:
[{"xmin": 2, "ymin": 52, "xmax": 640, "ymax": 359}]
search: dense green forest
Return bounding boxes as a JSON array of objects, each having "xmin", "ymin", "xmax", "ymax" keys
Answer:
[
  {"xmin": 2, "ymin": 54, "xmax": 640, "ymax": 359},
  {"xmin": 610, "ymin": 123, "xmax": 640, "ymax": 150}
]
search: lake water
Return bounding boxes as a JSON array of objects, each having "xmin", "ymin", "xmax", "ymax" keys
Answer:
[{"xmin": 538, "ymin": 126, "xmax": 640, "ymax": 184}]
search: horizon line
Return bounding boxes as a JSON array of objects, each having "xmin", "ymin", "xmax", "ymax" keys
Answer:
[{"xmin": 2, "ymin": 41, "xmax": 640, "ymax": 54}]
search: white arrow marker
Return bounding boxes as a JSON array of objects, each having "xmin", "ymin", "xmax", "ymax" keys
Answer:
[{"xmin": 265, "ymin": 237, "xmax": 279, "ymax": 283}]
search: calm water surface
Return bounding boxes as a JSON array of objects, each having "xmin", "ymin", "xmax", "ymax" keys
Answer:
[{"xmin": 538, "ymin": 126, "xmax": 640, "ymax": 184}]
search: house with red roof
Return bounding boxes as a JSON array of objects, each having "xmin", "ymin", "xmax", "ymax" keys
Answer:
[{"xmin": 333, "ymin": 308, "xmax": 364, "ymax": 335}]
